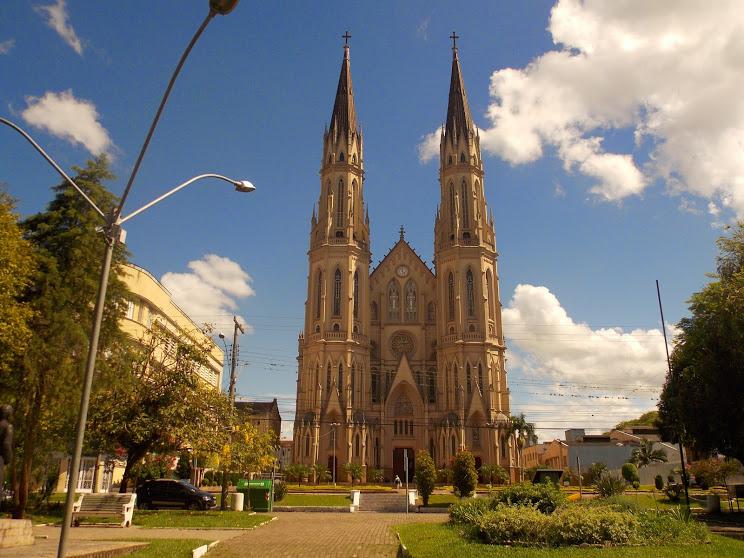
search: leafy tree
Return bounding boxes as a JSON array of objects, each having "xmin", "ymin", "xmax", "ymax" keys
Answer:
[
  {"xmin": 342, "ymin": 462, "xmax": 363, "ymax": 486},
  {"xmin": 312, "ymin": 463, "xmax": 330, "ymax": 484},
  {"xmin": 285, "ymin": 464, "xmax": 311, "ymax": 486},
  {"xmin": 480, "ymin": 463, "xmax": 508, "ymax": 486},
  {"xmin": 218, "ymin": 419, "xmax": 276, "ymax": 480},
  {"xmin": 508, "ymin": 414, "xmax": 537, "ymax": 480},
  {"xmin": 452, "ymin": 450, "xmax": 478, "ymax": 498},
  {"xmin": 414, "ymin": 450, "xmax": 436, "ymax": 506},
  {"xmin": 0, "ymin": 190, "xmax": 36, "ymax": 379},
  {"xmin": 7, "ymin": 158, "xmax": 130, "ymax": 518},
  {"xmin": 585, "ymin": 462, "xmax": 608, "ymax": 485},
  {"xmin": 367, "ymin": 468, "xmax": 385, "ymax": 484},
  {"xmin": 630, "ymin": 439, "xmax": 668, "ymax": 468},
  {"xmin": 658, "ymin": 222, "xmax": 744, "ymax": 463},
  {"xmin": 87, "ymin": 323, "xmax": 233, "ymax": 493},
  {"xmin": 614, "ymin": 411, "xmax": 659, "ymax": 431},
  {"xmin": 175, "ymin": 450, "xmax": 192, "ymax": 481},
  {"xmin": 621, "ymin": 462, "xmax": 639, "ymax": 484}
]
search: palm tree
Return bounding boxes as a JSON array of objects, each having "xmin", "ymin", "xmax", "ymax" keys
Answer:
[
  {"xmin": 631, "ymin": 439, "xmax": 668, "ymax": 468},
  {"xmin": 508, "ymin": 414, "xmax": 537, "ymax": 481}
]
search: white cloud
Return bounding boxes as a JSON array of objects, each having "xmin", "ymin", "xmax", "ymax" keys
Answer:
[
  {"xmin": 421, "ymin": 0, "xmax": 744, "ymax": 216},
  {"xmin": 0, "ymin": 39, "xmax": 14, "ymax": 55},
  {"xmin": 503, "ymin": 284, "xmax": 669, "ymax": 440},
  {"xmin": 417, "ymin": 16, "xmax": 430, "ymax": 41},
  {"xmin": 417, "ymin": 129, "xmax": 440, "ymax": 163},
  {"xmin": 161, "ymin": 254, "xmax": 255, "ymax": 335},
  {"xmin": 34, "ymin": 0, "xmax": 83, "ymax": 55},
  {"xmin": 20, "ymin": 90, "xmax": 112, "ymax": 155}
]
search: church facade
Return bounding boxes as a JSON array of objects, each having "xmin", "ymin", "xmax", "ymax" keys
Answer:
[{"xmin": 293, "ymin": 39, "xmax": 515, "ymax": 482}]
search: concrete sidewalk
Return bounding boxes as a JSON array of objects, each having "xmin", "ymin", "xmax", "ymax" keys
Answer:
[{"xmin": 0, "ymin": 524, "xmax": 246, "ymax": 558}]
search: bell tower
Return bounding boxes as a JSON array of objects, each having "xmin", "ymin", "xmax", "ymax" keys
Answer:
[
  {"xmin": 295, "ymin": 35, "xmax": 372, "ymax": 480},
  {"xmin": 433, "ymin": 35, "xmax": 514, "ymax": 474}
]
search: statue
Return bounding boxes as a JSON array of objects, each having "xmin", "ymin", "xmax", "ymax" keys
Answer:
[{"xmin": 0, "ymin": 405, "xmax": 12, "ymax": 495}]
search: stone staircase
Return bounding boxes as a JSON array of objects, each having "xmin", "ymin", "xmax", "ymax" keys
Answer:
[{"xmin": 359, "ymin": 492, "xmax": 409, "ymax": 512}]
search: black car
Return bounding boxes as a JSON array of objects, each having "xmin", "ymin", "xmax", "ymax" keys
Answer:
[{"xmin": 136, "ymin": 479, "xmax": 216, "ymax": 510}]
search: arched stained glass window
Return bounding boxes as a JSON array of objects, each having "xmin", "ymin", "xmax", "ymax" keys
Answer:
[
  {"xmin": 326, "ymin": 363, "xmax": 331, "ymax": 393},
  {"xmin": 388, "ymin": 280, "xmax": 400, "ymax": 321},
  {"xmin": 466, "ymin": 363, "xmax": 472, "ymax": 395},
  {"xmin": 333, "ymin": 269, "xmax": 342, "ymax": 316},
  {"xmin": 466, "ymin": 269, "xmax": 475, "ymax": 317},
  {"xmin": 338, "ymin": 363, "xmax": 343, "ymax": 393},
  {"xmin": 351, "ymin": 364, "xmax": 356, "ymax": 406},
  {"xmin": 451, "ymin": 435, "xmax": 457, "ymax": 456},
  {"xmin": 461, "ymin": 181, "xmax": 469, "ymax": 228},
  {"xmin": 486, "ymin": 270, "xmax": 495, "ymax": 320},
  {"xmin": 336, "ymin": 180, "xmax": 345, "ymax": 226},
  {"xmin": 353, "ymin": 271, "xmax": 359, "ymax": 319},
  {"xmin": 427, "ymin": 368, "xmax": 436, "ymax": 403},
  {"xmin": 315, "ymin": 270, "xmax": 323, "ymax": 319},
  {"xmin": 448, "ymin": 272, "xmax": 455, "ymax": 320},
  {"xmin": 449, "ymin": 183, "xmax": 456, "ymax": 231},
  {"xmin": 371, "ymin": 301, "xmax": 378, "ymax": 321},
  {"xmin": 371, "ymin": 368, "xmax": 379, "ymax": 403},
  {"xmin": 427, "ymin": 301, "xmax": 435, "ymax": 322},
  {"xmin": 404, "ymin": 280, "xmax": 417, "ymax": 321}
]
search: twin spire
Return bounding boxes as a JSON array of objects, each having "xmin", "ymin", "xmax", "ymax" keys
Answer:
[{"xmin": 328, "ymin": 31, "xmax": 473, "ymax": 142}]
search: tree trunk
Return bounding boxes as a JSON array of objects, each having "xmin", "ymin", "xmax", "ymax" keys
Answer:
[
  {"xmin": 119, "ymin": 448, "xmax": 146, "ymax": 493},
  {"xmin": 12, "ymin": 384, "xmax": 43, "ymax": 519}
]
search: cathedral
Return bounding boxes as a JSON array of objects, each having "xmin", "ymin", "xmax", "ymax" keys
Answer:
[{"xmin": 293, "ymin": 37, "xmax": 515, "ymax": 483}]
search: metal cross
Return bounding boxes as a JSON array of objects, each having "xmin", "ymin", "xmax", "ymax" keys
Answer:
[
  {"xmin": 450, "ymin": 31, "xmax": 459, "ymax": 50},
  {"xmin": 343, "ymin": 31, "xmax": 351, "ymax": 45}
]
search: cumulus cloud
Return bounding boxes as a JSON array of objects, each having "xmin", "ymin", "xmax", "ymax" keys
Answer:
[
  {"xmin": 21, "ymin": 90, "xmax": 113, "ymax": 155},
  {"xmin": 161, "ymin": 254, "xmax": 255, "ymax": 334},
  {"xmin": 34, "ymin": 0, "xmax": 83, "ymax": 55},
  {"xmin": 0, "ymin": 39, "xmax": 14, "ymax": 55},
  {"xmin": 503, "ymin": 284, "xmax": 669, "ymax": 440},
  {"xmin": 417, "ymin": 129, "xmax": 440, "ymax": 163},
  {"xmin": 420, "ymin": 0, "xmax": 744, "ymax": 216}
]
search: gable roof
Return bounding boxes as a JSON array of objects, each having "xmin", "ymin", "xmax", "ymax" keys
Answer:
[{"xmin": 370, "ymin": 238, "xmax": 435, "ymax": 280}]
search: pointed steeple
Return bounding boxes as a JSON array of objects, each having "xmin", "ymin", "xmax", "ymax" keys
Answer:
[
  {"xmin": 444, "ymin": 34, "xmax": 474, "ymax": 142},
  {"xmin": 329, "ymin": 33, "xmax": 357, "ymax": 137}
]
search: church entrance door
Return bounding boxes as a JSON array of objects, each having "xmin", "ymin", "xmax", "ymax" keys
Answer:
[
  {"xmin": 392, "ymin": 448, "xmax": 415, "ymax": 483},
  {"xmin": 328, "ymin": 456, "xmax": 338, "ymax": 483}
]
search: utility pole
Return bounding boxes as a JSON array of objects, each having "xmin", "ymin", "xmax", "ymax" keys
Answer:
[
  {"xmin": 221, "ymin": 316, "xmax": 245, "ymax": 511},
  {"xmin": 331, "ymin": 423, "xmax": 340, "ymax": 485},
  {"xmin": 656, "ymin": 280, "xmax": 691, "ymax": 511}
]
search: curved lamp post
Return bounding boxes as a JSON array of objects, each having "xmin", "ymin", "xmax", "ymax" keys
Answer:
[{"xmin": 4, "ymin": 3, "xmax": 245, "ymax": 557}]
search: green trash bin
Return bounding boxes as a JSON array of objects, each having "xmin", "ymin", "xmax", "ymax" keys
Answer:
[{"xmin": 243, "ymin": 479, "xmax": 272, "ymax": 512}]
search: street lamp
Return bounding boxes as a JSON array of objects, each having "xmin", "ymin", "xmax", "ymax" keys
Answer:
[
  {"xmin": 3, "ymin": 3, "xmax": 244, "ymax": 557},
  {"xmin": 330, "ymin": 422, "xmax": 340, "ymax": 485}
]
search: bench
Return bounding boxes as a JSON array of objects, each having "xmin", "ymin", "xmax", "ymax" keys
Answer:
[
  {"xmin": 727, "ymin": 484, "xmax": 744, "ymax": 513},
  {"xmin": 72, "ymin": 493, "xmax": 137, "ymax": 527}
]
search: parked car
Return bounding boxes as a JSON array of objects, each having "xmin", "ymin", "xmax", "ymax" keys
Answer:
[{"xmin": 136, "ymin": 479, "xmax": 216, "ymax": 510}]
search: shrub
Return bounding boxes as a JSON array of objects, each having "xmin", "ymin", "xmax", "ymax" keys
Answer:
[
  {"xmin": 621, "ymin": 463, "xmax": 640, "ymax": 484},
  {"xmin": 585, "ymin": 462, "xmax": 608, "ymax": 485},
  {"xmin": 415, "ymin": 450, "xmax": 437, "ymax": 506},
  {"xmin": 452, "ymin": 451, "xmax": 478, "ymax": 497},
  {"xmin": 449, "ymin": 498, "xmax": 490, "ymax": 524},
  {"xmin": 491, "ymin": 482, "xmax": 566, "ymax": 514},
  {"xmin": 664, "ymin": 483, "xmax": 683, "ymax": 502},
  {"xmin": 312, "ymin": 463, "xmax": 330, "ymax": 484},
  {"xmin": 476, "ymin": 505, "xmax": 547, "ymax": 545},
  {"xmin": 596, "ymin": 472, "xmax": 626, "ymax": 498},
  {"xmin": 480, "ymin": 464, "xmax": 509, "ymax": 485},
  {"xmin": 636, "ymin": 509, "xmax": 708, "ymax": 544},
  {"xmin": 654, "ymin": 475, "xmax": 664, "ymax": 490},
  {"xmin": 342, "ymin": 462, "xmax": 363, "ymax": 485},
  {"xmin": 273, "ymin": 480, "xmax": 287, "ymax": 502},
  {"xmin": 368, "ymin": 468, "xmax": 385, "ymax": 483},
  {"xmin": 547, "ymin": 506, "xmax": 637, "ymax": 546}
]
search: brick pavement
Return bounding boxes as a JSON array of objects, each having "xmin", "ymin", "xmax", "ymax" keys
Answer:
[{"xmin": 206, "ymin": 512, "xmax": 446, "ymax": 558}]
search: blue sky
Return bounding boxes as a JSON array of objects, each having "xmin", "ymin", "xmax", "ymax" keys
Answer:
[{"xmin": 2, "ymin": 1, "xmax": 740, "ymax": 440}]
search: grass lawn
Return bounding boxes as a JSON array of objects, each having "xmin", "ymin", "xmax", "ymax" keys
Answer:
[
  {"xmin": 420, "ymin": 494, "xmax": 459, "ymax": 508},
  {"xmin": 284, "ymin": 484, "xmax": 392, "ymax": 492},
  {"xmin": 278, "ymin": 493, "xmax": 350, "ymax": 506},
  {"xmin": 396, "ymin": 523, "xmax": 744, "ymax": 558},
  {"xmin": 133, "ymin": 510, "xmax": 273, "ymax": 529},
  {"xmin": 125, "ymin": 539, "xmax": 212, "ymax": 558}
]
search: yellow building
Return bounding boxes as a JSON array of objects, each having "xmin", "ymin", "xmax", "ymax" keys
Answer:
[
  {"xmin": 294, "ymin": 41, "xmax": 515, "ymax": 482},
  {"xmin": 57, "ymin": 262, "xmax": 224, "ymax": 493}
]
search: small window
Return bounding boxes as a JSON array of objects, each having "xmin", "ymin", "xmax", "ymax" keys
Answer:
[
  {"xmin": 315, "ymin": 324, "xmax": 320, "ymax": 333},
  {"xmin": 333, "ymin": 323, "xmax": 340, "ymax": 332},
  {"xmin": 448, "ymin": 155, "xmax": 452, "ymax": 165},
  {"xmin": 352, "ymin": 153, "xmax": 357, "ymax": 164},
  {"xmin": 371, "ymin": 301, "xmax": 378, "ymax": 321},
  {"xmin": 126, "ymin": 300, "xmax": 135, "ymax": 319},
  {"xmin": 339, "ymin": 152, "xmax": 345, "ymax": 162},
  {"xmin": 460, "ymin": 152, "xmax": 466, "ymax": 163}
]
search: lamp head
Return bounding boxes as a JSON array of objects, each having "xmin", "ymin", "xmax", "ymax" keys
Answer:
[
  {"xmin": 233, "ymin": 180, "xmax": 256, "ymax": 193},
  {"xmin": 209, "ymin": 0, "xmax": 240, "ymax": 15},
  {"xmin": 218, "ymin": 332, "xmax": 225, "ymax": 339}
]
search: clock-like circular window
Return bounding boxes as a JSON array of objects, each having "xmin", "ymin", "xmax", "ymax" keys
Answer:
[{"xmin": 390, "ymin": 332, "xmax": 415, "ymax": 359}]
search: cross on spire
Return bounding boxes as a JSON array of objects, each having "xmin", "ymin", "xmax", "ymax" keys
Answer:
[
  {"xmin": 450, "ymin": 31, "xmax": 459, "ymax": 51},
  {"xmin": 399, "ymin": 225, "xmax": 405, "ymax": 240},
  {"xmin": 342, "ymin": 31, "xmax": 351, "ymax": 45}
]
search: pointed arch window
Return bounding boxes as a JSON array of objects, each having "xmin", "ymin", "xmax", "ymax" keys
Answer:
[
  {"xmin": 449, "ymin": 183, "xmax": 456, "ymax": 231},
  {"xmin": 351, "ymin": 364, "xmax": 356, "ymax": 406},
  {"xmin": 461, "ymin": 181, "xmax": 470, "ymax": 228},
  {"xmin": 371, "ymin": 301, "xmax": 378, "ymax": 322},
  {"xmin": 478, "ymin": 364, "xmax": 484, "ymax": 391},
  {"xmin": 338, "ymin": 363, "xmax": 343, "ymax": 394},
  {"xmin": 427, "ymin": 301, "xmax": 435, "ymax": 322},
  {"xmin": 305, "ymin": 434, "xmax": 310, "ymax": 457},
  {"xmin": 466, "ymin": 363, "xmax": 472, "ymax": 395},
  {"xmin": 333, "ymin": 268, "xmax": 342, "ymax": 316},
  {"xmin": 326, "ymin": 363, "xmax": 331, "ymax": 393},
  {"xmin": 315, "ymin": 364, "xmax": 320, "ymax": 403},
  {"xmin": 371, "ymin": 368, "xmax": 379, "ymax": 403},
  {"xmin": 460, "ymin": 152, "xmax": 466, "ymax": 163},
  {"xmin": 427, "ymin": 368, "xmax": 436, "ymax": 403},
  {"xmin": 354, "ymin": 433, "xmax": 359, "ymax": 457},
  {"xmin": 353, "ymin": 270, "xmax": 359, "ymax": 319},
  {"xmin": 339, "ymin": 152, "xmax": 345, "ymax": 162},
  {"xmin": 388, "ymin": 280, "xmax": 400, "ymax": 321},
  {"xmin": 451, "ymin": 435, "xmax": 457, "ymax": 456},
  {"xmin": 404, "ymin": 280, "xmax": 417, "ymax": 321},
  {"xmin": 486, "ymin": 270, "xmax": 495, "ymax": 320},
  {"xmin": 429, "ymin": 438, "xmax": 435, "ymax": 461},
  {"xmin": 466, "ymin": 269, "xmax": 475, "ymax": 317},
  {"xmin": 447, "ymin": 272, "xmax": 455, "ymax": 321},
  {"xmin": 315, "ymin": 270, "xmax": 323, "ymax": 319},
  {"xmin": 336, "ymin": 180, "xmax": 345, "ymax": 227},
  {"xmin": 351, "ymin": 180, "xmax": 357, "ymax": 220}
]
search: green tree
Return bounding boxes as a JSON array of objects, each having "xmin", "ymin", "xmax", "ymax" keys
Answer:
[
  {"xmin": 0, "ymin": 190, "xmax": 36, "ymax": 379},
  {"xmin": 614, "ymin": 411, "xmax": 659, "ymax": 431},
  {"xmin": 658, "ymin": 222, "xmax": 744, "ymax": 463},
  {"xmin": 452, "ymin": 450, "xmax": 478, "ymax": 498},
  {"xmin": 414, "ymin": 450, "xmax": 436, "ymax": 506},
  {"xmin": 87, "ymin": 324, "xmax": 232, "ymax": 493},
  {"xmin": 8, "ymin": 158, "xmax": 130, "ymax": 518},
  {"xmin": 312, "ymin": 463, "xmax": 330, "ymax": 484},
  {"xmin": 621, "ymin": 462, "xmax": 639, "ymax": 484},
  {"xmin": 630, "ymin": 439, "xmax": 668, "ymax": 468},
  {"xmin": 342, "ymin": 462, "xmax": 362, "ymax": 486},
  {"xmin": 508, "ymin": 413, "xmax": 537, "ymax": 480}
]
